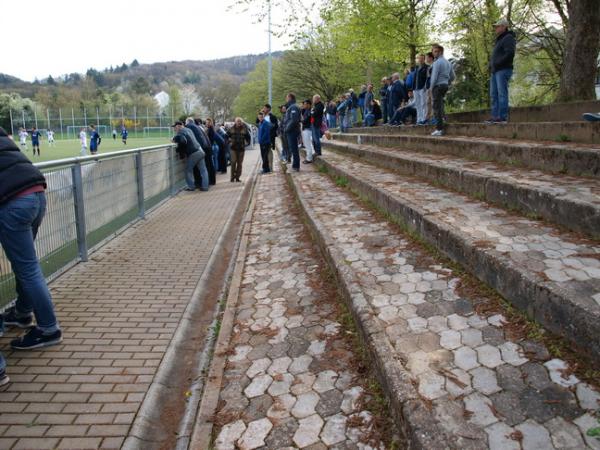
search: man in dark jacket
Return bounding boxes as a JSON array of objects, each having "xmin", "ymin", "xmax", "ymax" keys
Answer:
[
  {"xmin": 488, "ymin": 18, "xmax": 516, "ymax": 123},
  {"xmin": 414, "ymin": 54, "xmax": 429, "ymax": 125},
  {"xmin": 172, "ymin": 121, "xmax": 209, "ymax": 191},
  {"xmin": 380, "ymin": 77, "xmax": 390, "ymax": 124},
  {"xmin": 278, "ymin": 104, "xmax": 290, "ymax": 162},
  {"xmin": 0, "ymin": 127, "xmax": 63, "ymax": 379},
  {"xmin": 257, "ymin": 112, "xmax": 272, "ymax": 173},
  {"xmin": 262, "ymin": 104, "xmax": 279, "ymax": 152},
  {"xmin": 186, "ymin": 118, "xmax": 215, "ymax": 186},
  {"xmin": 388, "ymin": 73, "xmax": 408, "ymax": 117},
  {"xmin": 284, "ymin": 93, "xmax": 302, "ymax": 171},
  {"xmin": 226, "ymin": 118, "xmax": 251, "ymax": 182},
  {"xmin": 311, "ymin": 94, "xmax": 325, "ymax": 157}
]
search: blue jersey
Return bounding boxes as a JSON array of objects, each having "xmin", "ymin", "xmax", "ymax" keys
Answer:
[
  {"xmin": 121, "ymin": 130, "xmax": 128, "ymax": 139},
  {"xmin": 90, "ymin": 130, "xmax": 101, "ymax": 150},
  {"xmin": 31, "ymin": 131, "xmax": 41, "ymax": 143}
]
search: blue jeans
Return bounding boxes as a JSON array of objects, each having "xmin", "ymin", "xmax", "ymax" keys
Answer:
[
  {"xmin": 212, "ymin": 143, "xmax": 220, "ymax": 172},
  {"xmin": 0, "ymin": 192, "xmax": 59, "ymax": 334},
  {"xmin": 339, "ymin": 114, "xmax": 347, "ymax": 133},
  {"xmin": 327, "ymin": 115, "xmax": 336, "ymax": 129},
  {"xmin": 350, "ymin": 108, "xmax": 357, "ymax": 127},
  {"xmin": 186, "ymin": 151, "xmax": 209, "ymax": 190},
  {"xmin": 311, "ymin": 126, "xmax": 322, "ymax": 156},
  {"xmin": 490, "ymin": 69, "xmax": 513, "ymax": 121},
  {"xmin": 286, "ymin": 131, "xmax": 300, "ymax": 170}
]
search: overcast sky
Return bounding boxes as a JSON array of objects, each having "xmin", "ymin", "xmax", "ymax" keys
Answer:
[{"xmin": 2, "ymin": 0, "xmax": 288, "ymax": 81}]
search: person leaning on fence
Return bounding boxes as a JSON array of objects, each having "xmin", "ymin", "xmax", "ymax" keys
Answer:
[
  {"xmin": 186, "ymin": 118, "xmax": 215, "ymax": 186},
  {"xmin": 226, "ymin": 117, "xmax": 251, "ymax": 182},
  {"xmin": 0, "ymin": 126, "xmax": 64, "ymax": 385},
  {"xmin": 171, "ymin": 121, "xmax": 209, "ymax": 192}
]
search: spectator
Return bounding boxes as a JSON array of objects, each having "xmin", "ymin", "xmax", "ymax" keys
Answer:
[
  {"xmin": 337, "ymin": 94, "xmax": 351, "ymax": 133},
  {"xmin": 429, "ymin": 44, "xmax": 455, "ymax": 136},
  {"xmin": 217, "ymin": 124, "xmax": 230, "ymax": 173},
  {"xmin": 380, "ymin": 77, "xmax": 391, "ymax": 124},
  {"xmin": 372, "ymin": 100, "xmax": 383, "ymax": 124},
  {"xmin": 348, "ymin": 89, "xmax": 359, "ymax": 128},
  {"xmin": 425, "ymin": 52, "xmax": 435, "ymax": 124},
  {"xmin": 363, "ymin": 83, "xmax": 375, "ymax": 126},
  {"xmin": 487, "ymin": 18, "xmax": 516, "ymax": 123},
  {"xmin": 284, "ymin": 93, "xmax": 302, "ymax": 171},
  {"xmin": 279, "ymin": 104, "xmax": 290, "ymax": 162},
  {"xmin": 301, "ymin": 99, "xmax": 314, "ymax": 164},
  {"xmin": 257, "ymin": 112, "xmax": 272, "ymax": 173},
  {"xmin": 203, "ymin": 118, "xmax": 222, "ymax": 184},
  {"xmin": 187, "ymin": 118, "xmax": 215, "ymax": 186},
  {"xmin": 226, "ymin": 117, "xmax": 251, "ymax": 182},
  {"xmin": 0, "ymin": 126, "xmax": 62, "ymax": 379},
  {"xmin": 404, "ymin": 67, "xmax": 415, "ymax": 92},
  {"xmin": 311, "ymin": 94, "xmax": 325, "ymax": 157},
  {"xmin": 389, "ymin": 90, "xmax": 417, "ymax": 125},
  {"xmin": 326, "ymin": 101, "xmax": 337, "ymax": 129},
  {"xmin": 171, "ymin": 121, "xmax": 209, "ymax": 192},
  {"xmin": 389, "ymin": 72, "xmax": 408, "ymax": 117},
  {"xmin": 262, "ymin": 104, "xmax": 279, "ymax": 152},
  {"xmin": 414, "ymin": 54, "xmax": 429, "ymax": 125},
  {"xmin": 358, "ymin": 85, "xmax": 367, "ymax": 121}
]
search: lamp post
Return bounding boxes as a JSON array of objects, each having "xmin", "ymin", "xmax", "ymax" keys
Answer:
[{"xmin": 268, "ymin": 0, "xmax": 273, "ymax": 106}]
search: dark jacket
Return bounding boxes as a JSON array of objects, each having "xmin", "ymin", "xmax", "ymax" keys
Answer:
[
  {"xmin": 490, "ymin": 30, "xmax": 516, "ymax": 73},
  {"xmin": 415, "ymin": 64, "xmax": 428, "ymax": 90},
  {"xmin": 258, "ymin": 120, "xmax": 272, "ymax": 145},
  {"xmin": 301, "ymin": 108, "xmax": 312, "ymax": 130},
  {"xmin": 379, "ymin": 85, "xmax": 388, "ymax": 100},
  {"xmin": 350, "ymin": 92, "xmax": 358, "ymax": 108},
  {"xmin": 174, "ymin": 127, "xmax": 204, "ymax": 158},
  {"xmin": 284, "ymin": 101, "xmax": 301, "ymax": 134},
  {"xmin": 311, "ymin": 101, "xmax": 324, "ymax": 128},
  {"xmin": 364, "ymin": 91, "xmax": 374, "ymax": 113},
  {"xmin": 185, "ymin": 123, "xmax": 211, "ymax": 153},
  {"xmin": 326, "ymin": 103, "xmax": 336, "ymax": 116},
  {"xmin": 227, "ymin": 124, "xmax": 251, "ymax": 151},
  {"xmin": 389, "ymin": 79, "xmax": 407, "ymax": 112},
  {"xmin": 0, "ymin": 130, "xmax": 46, "ymax": 205},
  {"xmin": 267, "ymin": 113, "xmax": 278, "ymax": 141}
]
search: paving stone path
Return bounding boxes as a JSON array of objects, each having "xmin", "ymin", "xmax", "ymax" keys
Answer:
[
  {"xmin": 212, "ymin": 161, "xmax": 393, "ymax": 449},
  {"xmin": 0, "ymin": 151, "xmax": 258, "ymax": 450},
  {"xmin": 287, "ymin": 161, "xmax": 600, "ymax": 450}
]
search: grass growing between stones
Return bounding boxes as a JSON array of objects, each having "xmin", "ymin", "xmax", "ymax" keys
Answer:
[{"xmin": 314, "ymin": 158, "xmax": 600, "ymax": 388}]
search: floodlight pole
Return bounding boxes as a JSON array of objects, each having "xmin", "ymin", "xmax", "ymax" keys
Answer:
[{"xmin": 268, "ymin": 0, "xmax": 272, "ymax": 106}]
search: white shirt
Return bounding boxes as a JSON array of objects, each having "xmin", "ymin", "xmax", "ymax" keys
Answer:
[
  {"xmin": 80, "ymin": 131, "xmax": 87, "ymax": 146},
  {"xmin": 47, "ymin": 131, "xmax": 54, "ymax": 140},
  {"xmin": 19, "ymin": 131, "xmax": 27, "ymax": 143}
]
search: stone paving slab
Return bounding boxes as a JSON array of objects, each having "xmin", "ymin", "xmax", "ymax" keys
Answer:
[
  {"xmin": 323, "ymin": 139, "xmax": 600, "ymax": 238},
  {"xmin": 287, "ymin": 162, "xmax": 600, "ymax": 450},
  {"xmin": 312, "ymin": 148, "xmax": 600, "ymax": 360},
  {"xmin": 333, "ymin": 131, "xmax": 600, "ymax": 179},
  {"xmin": 0, "ymin": 151, "xmax": 259, "ymax": 450},
  {"xmin": 209, "ymin": 161, "xmax": 393, "ymax": 449}
]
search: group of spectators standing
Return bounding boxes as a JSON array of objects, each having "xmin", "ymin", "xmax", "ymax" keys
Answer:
[
  {"xmin": 171, "ymin": 117, "xmax": 252, "ymax": 191},
  {"xmin": 320, "ymin": 19, "xmax": 516, "ymax": 136}
]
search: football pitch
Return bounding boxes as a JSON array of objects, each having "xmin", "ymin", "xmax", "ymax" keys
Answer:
[{"xmin": 20, "ymin": 136, "xmax": 173, "ymax": 163}]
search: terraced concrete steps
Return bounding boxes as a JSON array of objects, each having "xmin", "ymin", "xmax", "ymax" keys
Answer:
[
  {"xmin": 345, "ymin": 121, "xmax": 600, "ymax": 145},
  {"xmin": 333, "ymin": 132, "xmax": 600, "ymax": 178},
  {"xmin": 323, "ymin": 140, "xmax": 600, "ymax": 238},
  {"xmin": 309, "ymin": 149, "xmax": 600, "ymax": 361},
  {"xmin": 286, "ymin": 162, "xmax": 600, "ymax": 450}
]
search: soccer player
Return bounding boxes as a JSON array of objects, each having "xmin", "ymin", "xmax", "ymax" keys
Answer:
[
  {"xmin": 18, "ymin": 128, "xmax": 28, "ymax": 151},
  {"xmin": 112, "ymin": 129, "xmax": 117, "ymax": 140},
  {"xmin": 31, "ymin": 127, "xmax": 41, "ymax": 156},
  {"xmin": 121, "ymin": 127, "xmax": 128, "ymax": 145},
  {"xmin": 89, "ymin": 125, "xmax": 101, "ymax": 155},
  {"xmin": 47, "ymin": 129, "xmax": 55, "ymax": 147},
  {"xmin": 79, "ymin": 128, "xmax": 87, "ymax": 156}
]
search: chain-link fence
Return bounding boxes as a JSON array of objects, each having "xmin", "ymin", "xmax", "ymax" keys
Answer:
[{"xmin": 0, "ymin": 144, "xmax": 186, "ymax": 308}]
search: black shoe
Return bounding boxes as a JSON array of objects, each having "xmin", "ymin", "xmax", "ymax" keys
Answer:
[
  {"xmin": 183, "ymin": 187, "xmax": 195, "ymax": 191},
  {"xmin": 11, "ymin": 328, "xmax": 62, "ymax": 350},
  {"xmin": 293, "ymin": 168, "xmax": 300, "ymax": 172},
  {"xmin": 3, "ymin": 307, "xmax": 33, "ymax": 329},
  {"xmin": 235, "ymin": 178, "xmax": 241, "ymax": 182},
  {"xmin": 302, "ymin": 160, "xmax": 313, "ymax": 164},
  {"xmin": 0, "ymin": 371, "xmax": 9, "ymax": 386}
]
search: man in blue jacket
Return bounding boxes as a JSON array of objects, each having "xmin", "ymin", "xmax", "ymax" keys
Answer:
[
  {"xmin": 257, "ymin": 112, "xmax": 273, "ymax": 173},
  {"xmin": 487, "ymin": 18, "xmax": 516, "ymax": 123},
  {"xmin": 388, "ymin": 73, "xmax": 408, "ymax": 120},
  {"xmin": 284, "ymin": 93, "xmax": 302, "ymax": 171}
]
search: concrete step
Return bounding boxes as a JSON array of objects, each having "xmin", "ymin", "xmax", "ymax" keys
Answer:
[
  {"xmin": 344, "ymin": 121, "xmax": 600, "ymax": 145},
  {"xmin": 323, "ymin": 140, "xmax": 600, "ymax": 239},
  {"xmin": 308, "ymin": 149, "xmax": 600, "ymax": 361},
  {"xmin": 332, "ymin": 132, "xmax": 600, "ymax": 178},
  {"xmin": 286, "ymin": 161, "xmax": 600, "ymax": 450}
]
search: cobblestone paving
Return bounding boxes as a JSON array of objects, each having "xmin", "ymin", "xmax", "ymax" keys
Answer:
[
  {"xmin": 0, "ymin": 151, "xmax": 258, "ymax": 450},
  {"xmin": 290, "ymin": 163, "xmax": 600, "ymax": 450},
  {"xmin": 213, "ymin": 162, "xmax": 391, "ymax": 450},
  {"xmin": 329, "ymin": 140, "xmax": 600, "ymax": 209},
  {"xmin": 320, "ymin": 150, "xmax": 600, "ymax": 310}
]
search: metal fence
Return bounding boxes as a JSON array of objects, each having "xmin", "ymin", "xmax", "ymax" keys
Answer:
[{"xmin": 0, "ymin": 144, "xmax": 186, "ymax": 308}]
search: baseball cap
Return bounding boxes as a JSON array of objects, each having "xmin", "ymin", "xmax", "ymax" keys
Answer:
[{"xmin": 493, "ymin": 18, "xmax": 510, "ymax": 27}]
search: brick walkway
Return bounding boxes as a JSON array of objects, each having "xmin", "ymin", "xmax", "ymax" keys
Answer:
[
  {"xmin": 0, "ymin": 150, "xmax": 259, "ymax": 450},
  {"xmin": 208, "ymin": 161, "xmax": 396, "ymax": 449}
]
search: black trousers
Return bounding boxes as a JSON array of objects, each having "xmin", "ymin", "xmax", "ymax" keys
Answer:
[
  {"xmin": 432, "ymin": 84, "xmax": 448, "ymax": 130},
  {"xmin": 204, "ymin": 148, "xmax": 216, "ymax": 185},
  {"xmin": 260, "ymin": 143, "xmax": 271, "ymax": 172}
]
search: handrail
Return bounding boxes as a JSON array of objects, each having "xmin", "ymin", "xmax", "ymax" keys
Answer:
[{"xmin": 34, "ymin": 144, "xmax": 176, "ymax": 170}]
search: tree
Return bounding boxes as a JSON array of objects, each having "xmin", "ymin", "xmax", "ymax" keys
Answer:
[
  {"xmin": 180, "ymin": 85, "xmax": 200, "ymax": 115},
  {"xmin": 558, "ymin": 0, "xmax": 600, "ymax": 101},
  {"xmin": 131, "ymin": 76, "xmax": 152, "ymax": 95},
  {"xmin": 167, "ymin": 85, "xmax": 183, "ymax": 118}
]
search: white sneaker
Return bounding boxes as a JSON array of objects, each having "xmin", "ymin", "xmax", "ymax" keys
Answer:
[{"xmin": 431, "ymin": 130, "xmax": 444, "ymax": 136}]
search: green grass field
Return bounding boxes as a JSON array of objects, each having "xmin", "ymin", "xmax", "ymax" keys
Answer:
[{"xmin": 21, "ymin": 136, "xmax": 173, "ymax": 163}]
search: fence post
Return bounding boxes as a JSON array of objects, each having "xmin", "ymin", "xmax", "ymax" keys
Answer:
[
  {"xmin": 168, "ymin": 146, "xmax": 177, "ymax": 195},
  {"xmin": 71, "ymin": 163, "xmax": 88, "ymax": 262},
  {"xmin": 135, "ymin": 151, "xmax": 145, "ymax": 218}
]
